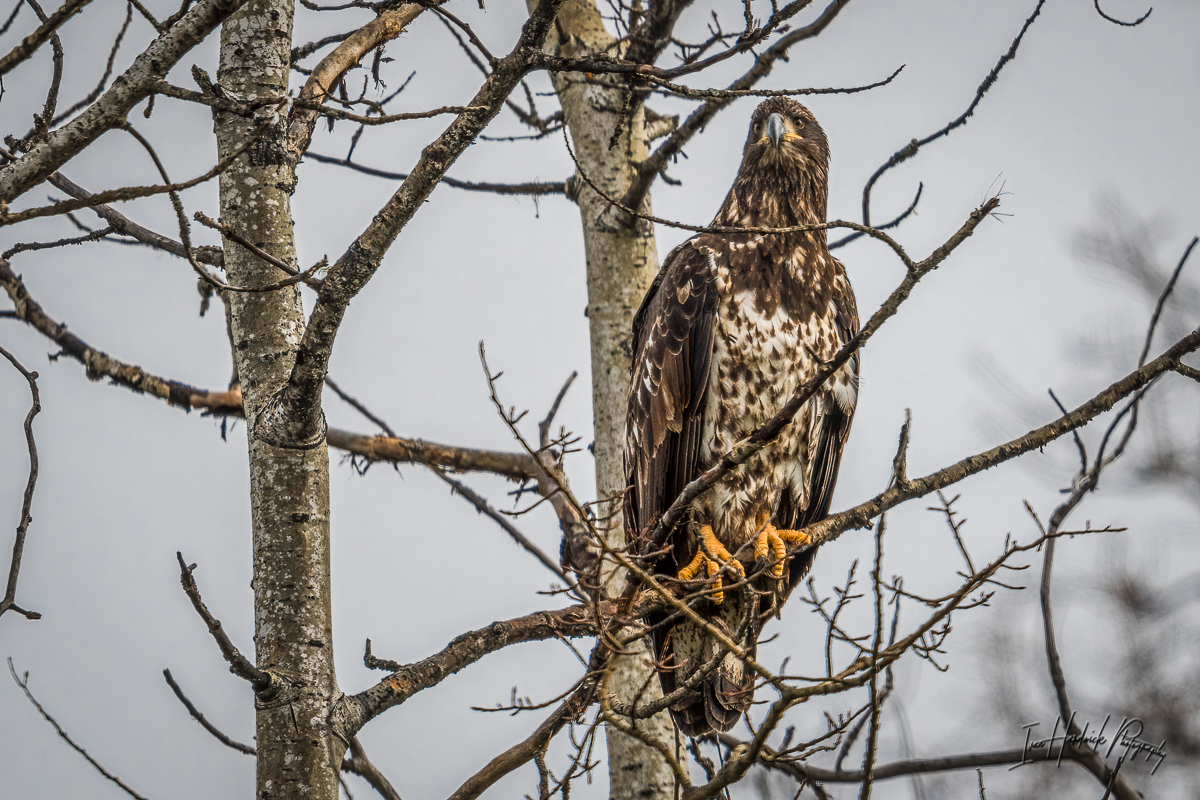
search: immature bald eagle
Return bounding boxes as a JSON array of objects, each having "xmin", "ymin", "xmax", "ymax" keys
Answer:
[{"xmin": 625, "ymin": 98, "xmax": 859, "ymax": 736}]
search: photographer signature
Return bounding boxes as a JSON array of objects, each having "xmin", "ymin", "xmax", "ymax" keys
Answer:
[{"xmin": 1015, "ymin": 712, "xmax": 1166, "ymax": 774}]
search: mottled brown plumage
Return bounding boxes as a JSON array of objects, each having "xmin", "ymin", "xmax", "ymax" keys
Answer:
[{"xmin": 625, "ymin": 98, "xmax": 859, "ymax": 736}]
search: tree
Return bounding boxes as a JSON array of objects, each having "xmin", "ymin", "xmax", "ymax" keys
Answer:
[{"xmin": 2, "ymin": 1, "xmax": 1198, "ymax": 798}]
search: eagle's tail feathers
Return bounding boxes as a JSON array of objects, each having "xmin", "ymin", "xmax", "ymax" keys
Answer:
[{"xmin": 704, "ymin": 666, "xmax": 751, "ymax": 733}]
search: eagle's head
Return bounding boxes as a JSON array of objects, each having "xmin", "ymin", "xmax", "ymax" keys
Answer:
[
  {"xmin": 714, "ymin": 98, "xmax": 832, "ymax": 228},
  {"xmin": 740, "ymin": 97, "xmax": 830, "ymax": 175}
]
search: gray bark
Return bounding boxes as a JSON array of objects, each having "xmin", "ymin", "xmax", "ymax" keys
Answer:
[
  {"xmin": 215, "ymin": 2, "xmax": 343, "ymax": 798},
  {"xmin": 534, "ymin": 1, "xmax": 679, "ymax": 795}
]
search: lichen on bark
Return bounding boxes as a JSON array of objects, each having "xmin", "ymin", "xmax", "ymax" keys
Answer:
[
  {"xmin": 215, "ymin": 1, "xmax": 342, "ymax": 798},
  {"xmin": 532, "ymin": 1, "xmax": 679, "ymax": 795}
]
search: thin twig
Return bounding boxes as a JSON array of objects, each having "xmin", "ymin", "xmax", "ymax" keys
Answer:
[
  {"xmin": 52, "ymin": 0, "xmax": 133, "ymax": 125},
  {"xmin": 0, "ymin": 343, "xmax": 41, "ymax": 620},
  {"xmin": 193, "ymin": 210, "xmax": 327, "ymax": 290},
  {"xmin": 9, "ymin": 659, "xmax": 152, "ymax": 800},
  {"xmin": 859, "ymin": 514, "xmax": 887, "ymax": 799},
  {"xmin": 21, "ymin": 0, "xmax": 64, "ymax": 145},
  {"xmin": 1, "ymin": 108, "xmax": 279, "ymax": 227},
  {"xmin": 325, "ymin": 377, "xmax": 396, "ymax": 437},
  {"xmin": 1093, "ymin": 0, "xmax": 1151, "ymax": 26},
  {"xmin": 305, "ymin": 152, "xmax": 567, "ymax": 195},
  {"xmin": 538, "ymin": 371, "xmax": 577, "ymax": 447},
  {"xmin": 860, "ymin": 0, "xmax": 1046, "ymax": 227},
  {"xmin": 2, "ymin": 224, "xmax": 117, "ymax": 259},
  {"xmin": 427, "ymin": 466, "xmax": 569, "ymax": 584},
  {"xmin": 293, "ymin": 98, "xmax": 483, "ymax": 125},
  {"xmin": 162, "ymin": 668, "xmax": 255, "ymax": 755},
  {"xmin": 176, "ymin": 552, "xmax": 270, "ymax": 687},
  {"xmin": 638, "ymin": 64, "xmax": 903, "ymax": 101},
  {"xmin": 1137, "ymin": 236, "xmax": 1197, "ymax": 367}
]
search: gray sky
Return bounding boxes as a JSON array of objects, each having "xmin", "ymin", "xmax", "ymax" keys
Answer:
[{"xmin": 2, "ymin": 1, "xmax": 1199, "ymax": 798}]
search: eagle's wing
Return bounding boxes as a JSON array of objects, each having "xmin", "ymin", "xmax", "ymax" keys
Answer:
[
  {"xmin": 625, "ymin": 239, "xmax": 720, "ymax": 575},
  {"xmin": 778, "ymin": 266, "xmax": 860, "ymax": 594}
]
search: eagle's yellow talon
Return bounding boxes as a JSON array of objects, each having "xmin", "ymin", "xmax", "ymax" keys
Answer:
[
  {"xmin": 678, "ymin": 550, "xmax": 706, "ymax": 583},
  {"xmin": 677, "ymin": 524, "xmax": 743, "ymax": 604},
  {"xmin": 704, "ymin": 556, "xmax": 724, "ymax": 604},
  {"xmin": 776, "ymin": 527, "xmax": 811, "ymax": 546},
  {"xmin": 698, "ymin": 524, "xmax": 744, "ymax": 578},
  {"xmin": 751, "ymin": 523, "xmax": 811, "ymax": 579},
  {"xmin": 754, "ymin": 525, "xmax": 789, "ymax": 579}
]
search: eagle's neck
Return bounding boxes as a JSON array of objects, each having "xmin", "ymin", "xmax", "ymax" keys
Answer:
[
  {"xmin": 711, "ymin": 161, "xmax": 829, "ymax": 247},
  {"xmin": 710, "ymin": 160, "xmax": 835, "ymax": 316}
]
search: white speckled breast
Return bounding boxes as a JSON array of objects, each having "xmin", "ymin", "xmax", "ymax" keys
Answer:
[{"xmin": 696, "ymin": 239, "xmax": 855, "ymax": 549}]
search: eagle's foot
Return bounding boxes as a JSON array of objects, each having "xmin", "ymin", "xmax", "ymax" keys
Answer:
[
  {"xmin": 753, "ymin": 524, "xmax": 811, "ymax": 579},
  {"xmin": 753, "ymin": 525, "xmax": 788, "ymax": 579},
  {"xmin": 677, "ymin": 525, "xmax": 745, "ymax": 605}
]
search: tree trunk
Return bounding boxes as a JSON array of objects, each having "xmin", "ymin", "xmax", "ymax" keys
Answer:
[
  {"xmin": 535, "ymin": 1, "xmax": 678, "ymax": 795},
  {"xmin": 216, "ymin": 1, "xmax": 343, "ymax": 798}
]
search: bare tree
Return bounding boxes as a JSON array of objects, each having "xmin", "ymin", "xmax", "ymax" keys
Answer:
[{"xmin": 2, "ymin": 2, "xmax": 1196, "ymax": 799}]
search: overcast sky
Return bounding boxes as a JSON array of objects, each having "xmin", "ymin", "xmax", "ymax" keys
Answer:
[{"xmin": 2, "ymin": 1, "xmax": 1199, "ymax": 798}]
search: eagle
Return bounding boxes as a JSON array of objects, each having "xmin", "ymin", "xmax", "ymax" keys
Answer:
[{"xmin": 624, "ymin": 97, "xmax": 859, "ymax": 736}]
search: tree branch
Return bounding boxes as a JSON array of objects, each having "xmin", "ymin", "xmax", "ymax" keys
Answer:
[
  {"xmin": 444, "ymin": 646, "xmax": 608, "ymax": 800},
  {"xmin": 265, "ymin": 0, "xmax": 569, "ymax": 446},
  {"xmin": 327, "ymin": 428, "xmax": 539, "ymax": 479},
  {"xmin": 0, "ymin": 255, "xmax": 241, "ymax": 410},
  {"xmin": 286, "ymin": 1, "xmax": 433, "ymax": 165},
  {"xmin": 0, "ymin": 272, "xmax": 544, "ymax": 476},
  {"xmin": 1, "ymin": 113, "xmax": 273, "ymax": 228},
  {"xmin": 795, "ymin": 325, "xmax": 1200, "ymax": 559},
  {"xmin": 718, "ymin": 737, "xmax": 1121, "ymax": 784},
  {"xmin": 304, "ymin": 151, "xmax": 567, "ymax": 195},
  {"xmin": 162, "ymin": 668, "xmax": 256, "ymax": 755},
  {"xmin": 343, "ymin": 736, "xmax": 403, "ymax": 800},
  {"xmin": 345, "ymin": 599, "xmax": 615, "ymax": 736},
  {"xmin": 164, "ymin": 667, "xmax": 403, "ymax": 799},
  {"xmin": 0, "ymin": 342, "xmax": 41, "ymax": 620},
  {"xmin": 44, "ymin": 170, "xmax": 225, "ymax": 266},
  {"xmin": 427, "ymin": 466, "xmax": 570, "ymax": 585},
  {"xmin": 0, "ymin": 0, "xmax": 92, "ymax": 78},
  {"xmin": 860, "ymin": 0, "xmax": 1045, "ymax": 226},
  {"xmin": 9, "ymin": 658, "xmax": 152, "ymax": 800},
  {"xmin": 0, "ymin": 0, "xmax": 251, "ymax": 203},
  {"xmin": 175, "ymin": 552, "xmax": 270, "ymax": 688}
]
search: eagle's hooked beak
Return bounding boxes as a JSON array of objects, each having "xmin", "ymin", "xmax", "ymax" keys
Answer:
[{"xmin": 766, "ymin": 112, "xmax": 786, "ymax": 148}]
